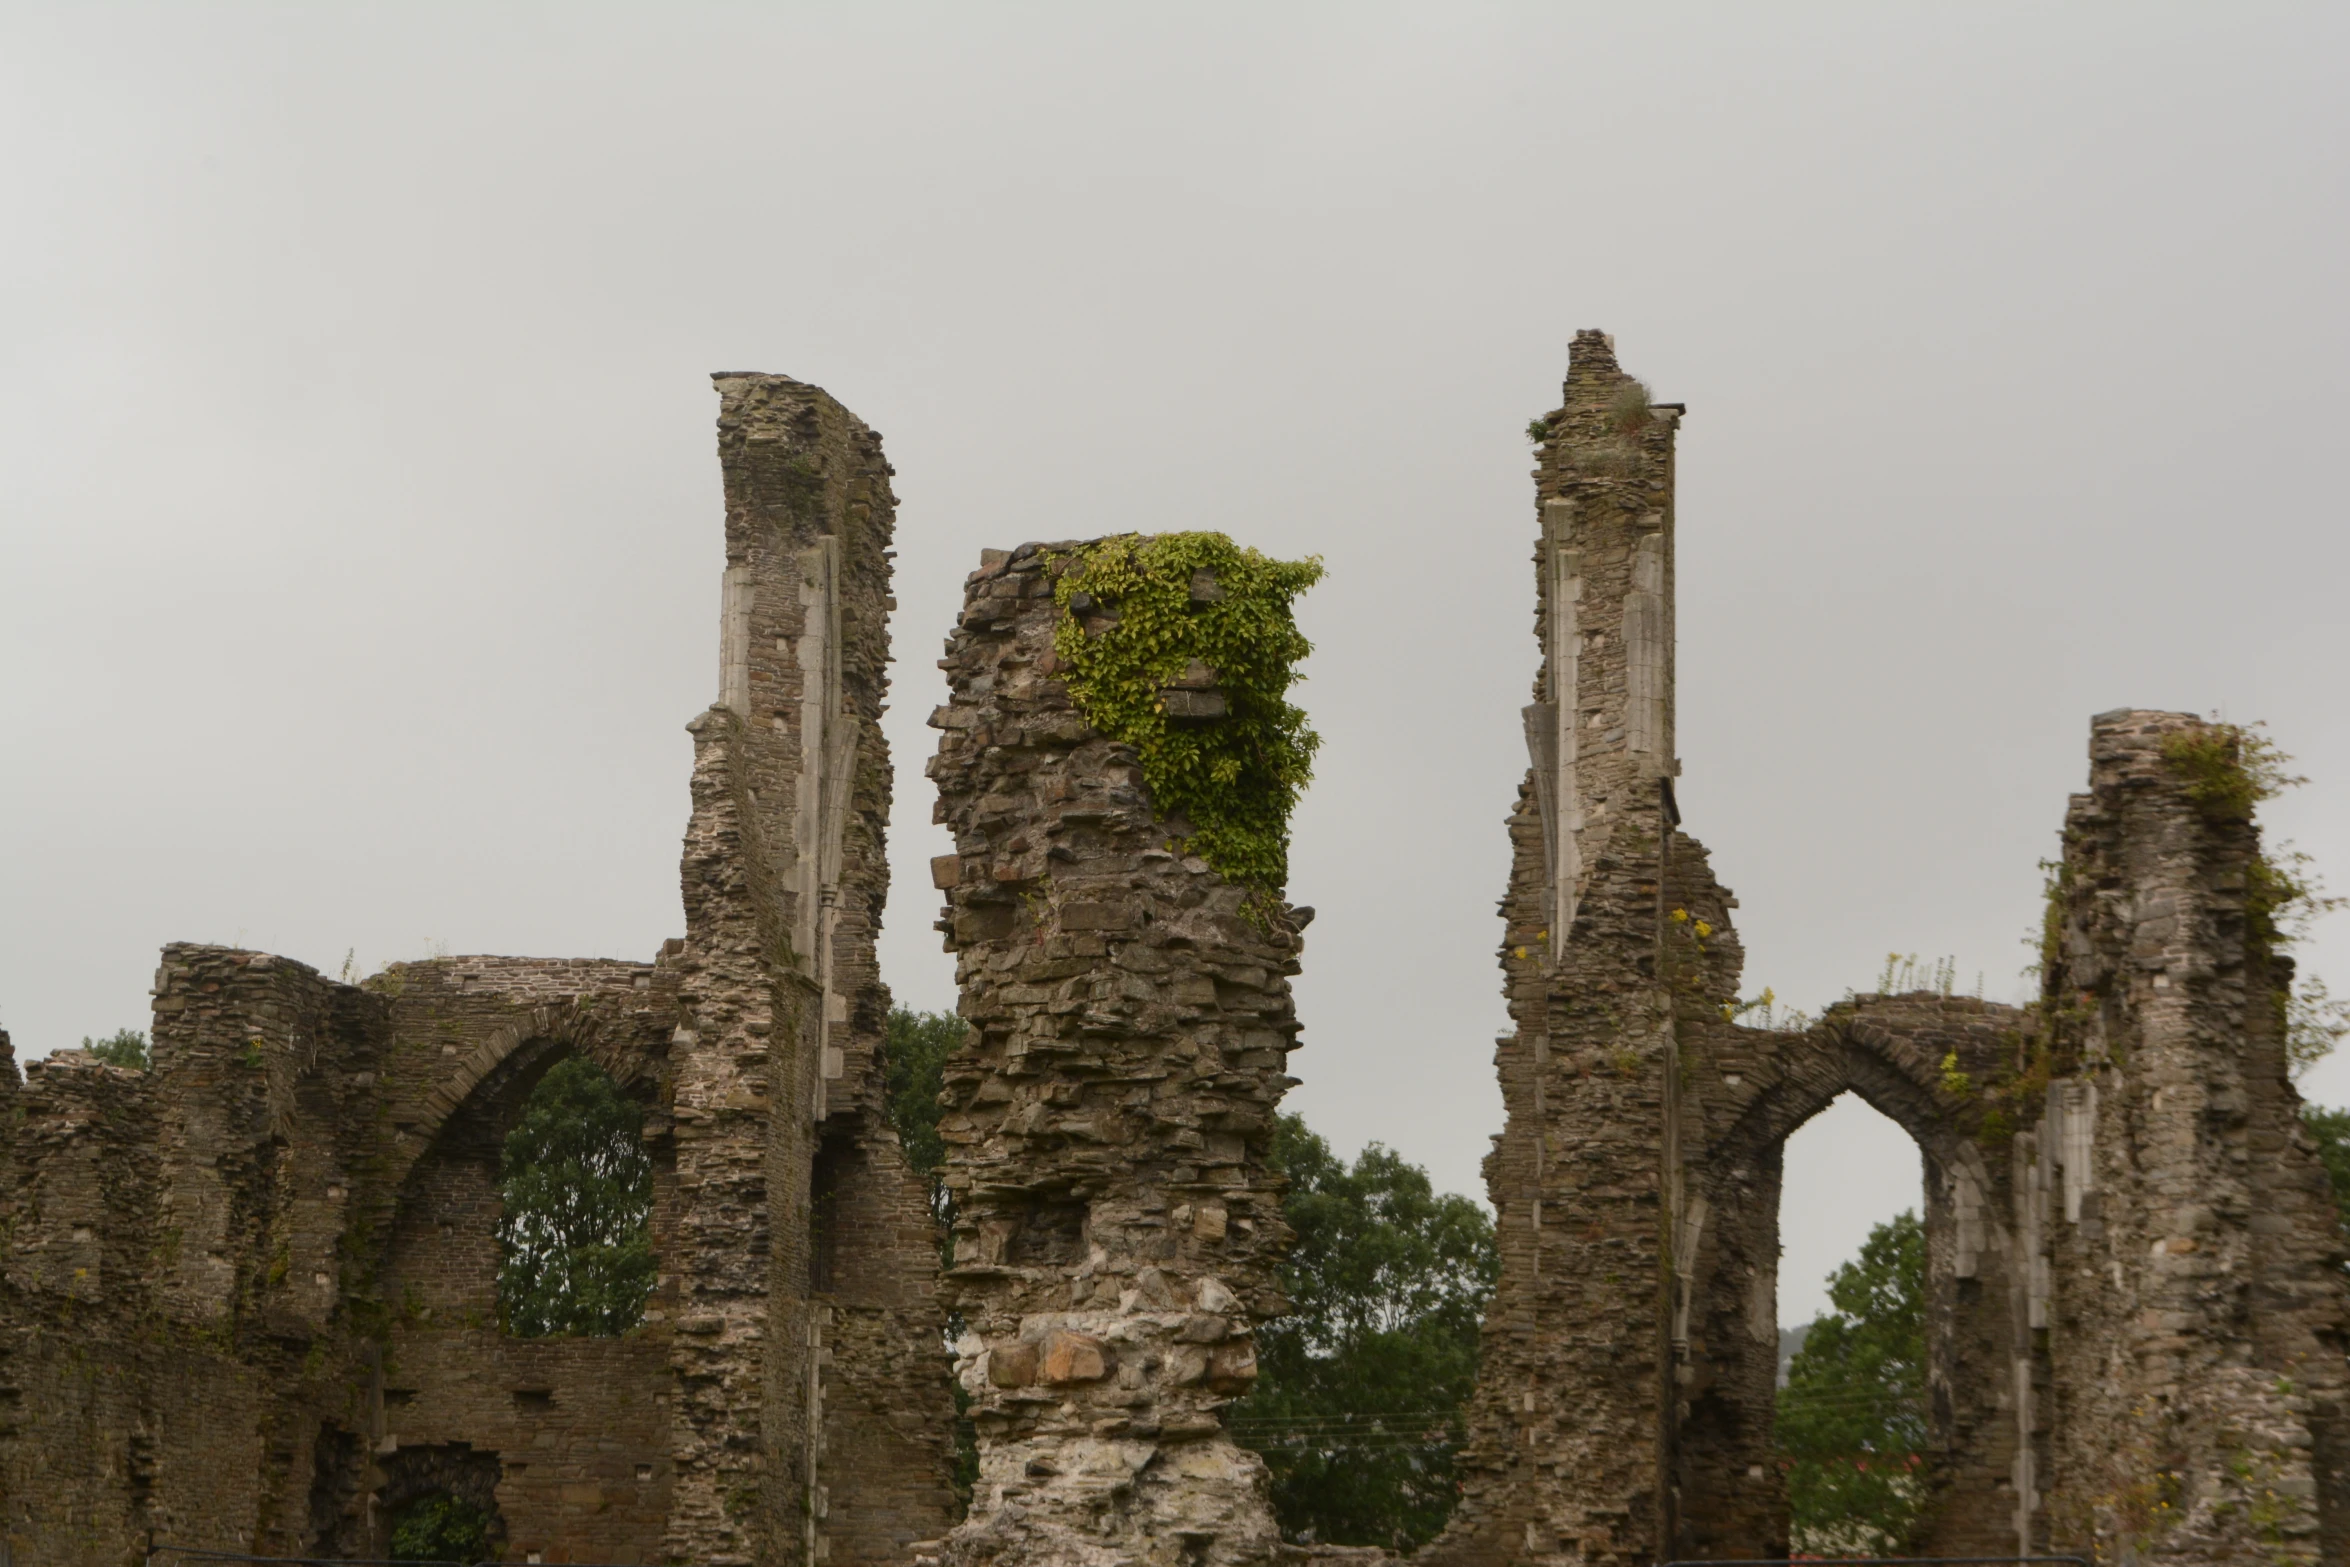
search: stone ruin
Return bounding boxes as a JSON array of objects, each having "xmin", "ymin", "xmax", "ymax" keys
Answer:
[
  {"xmin": 0, "ymin": 376, "xmax": 957, "ymax": 1566},
  {"xmin": 5, "ymin": 337, "xmax": 2347, "ymax": 1566}
]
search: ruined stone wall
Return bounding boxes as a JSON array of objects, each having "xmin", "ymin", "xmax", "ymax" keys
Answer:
[
  {"xmin": 1437, "ymin": 333, "xmax": 2049, "ymax": 1563},
  {"xmin": 1669, "ymin": 990, "xmax": 2030, "ymax": 1559},
  {"xmin": 0, "ymin": 372, "xmax": 954, "ymax": 1567},
  {"xmin": 2031, "ymin": 710, "xmax": 2350, "ymax": 1563},
  {"xmin": 2, "ymin": 1034, "xmax": 172, "ymax": 1563},
  {"xmin": 363, "ymin": 955, "xmax": 680, "ymax": 1563},
  {"xmin": 924, "ymin": 540, "xmax": 1307, "ymax": 1567},
  {"xmin": 675, "ymin": 372, "xmax": 957, "ymax": 1567},
  {"xmin": 1432, "ymin": 331, "xmax": 1689, "ymax": 1567}
]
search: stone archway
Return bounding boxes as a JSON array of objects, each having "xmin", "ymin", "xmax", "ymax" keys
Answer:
[
  {"xmin": 357, "ymin": 979, "xmax": 681, "ymax": 1567},
  {"xmin": 1673, "ymin": 997, "xmax": 2029, "ymax": 1559}
]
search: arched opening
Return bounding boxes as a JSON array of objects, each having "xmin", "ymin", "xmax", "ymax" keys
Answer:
[
  {"xmin": 495, "ymin": 1054, "xmax": 656, "ymax": 1337},
  {"xmin": 1776, "ymin": 1092, "xmax": 1929, "ymax": 1556},
  {"xmin": 376, "ymin": 1443, "xmax": 504, "ymax": 1562},
  {"xmin": 1676, "ymin": 1004, "xmax": 2029, "ymax": 1560}
]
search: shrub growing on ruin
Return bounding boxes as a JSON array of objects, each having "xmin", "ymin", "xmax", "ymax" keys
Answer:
[
  {"xmin": 2155, "ymin": 722, "xmax": 2345, "ymax": 1078},
  {"xmin": 496, "ymin": 1055, "xmax": 656, "ymax": 1338},
  {"xmin": 1051, "ymin": 531, "xmax": 1322, "ymax": 892},
  {"xmin": 2302, "ymin": 1106, "xmax": 2350, "ymax": 1241},
  {"xmin": 81, "ymin": 1028, "xmax": 148, "ymax": 1069}
]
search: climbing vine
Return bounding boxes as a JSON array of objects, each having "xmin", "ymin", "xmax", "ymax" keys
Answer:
[{"xmin": 1051, "ymin": 532, "xmax": 1323, "ymax": 892}]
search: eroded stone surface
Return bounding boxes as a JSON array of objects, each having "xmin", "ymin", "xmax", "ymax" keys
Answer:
[
  {"xmin": 924, "ymin": 540, "xmax": 1306, "ymax": 1567},
  {"xmin": 8, "ymin": 345, "xmax": 2348, "ymax": 1567},
  {"xmin": 1430, "ymin": 334, "xmax": 2350, "ymax": 1565}
]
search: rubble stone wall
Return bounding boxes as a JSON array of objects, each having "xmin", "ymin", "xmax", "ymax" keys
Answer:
[
  {"xmin": 1432, "ymin": 334, "xmax": 2350, "ymax": 1565},
  {"xmin": 2032, "ymin": 709, "xmax": 2350, "ymax": 1563},
  {"xmin": 0, "ymin": 374, "xmax": 954, "ymax": 1567},
  {"xmin": 925, "ymin": 540, "xmax": 1308, "ymax": 1567},
  {"xmin": 11, "ymin": 349, "xmax": 2350, "ymax": 1567}
]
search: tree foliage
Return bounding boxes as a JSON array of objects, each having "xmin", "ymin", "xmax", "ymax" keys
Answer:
[
  {"xmin": 1777, "ymin": 1211, "xmax": 1928, "ymax": 1556},
  {"xmin": 886, "ymin": 1005, "xmax": 964, "ymax": 1218},
  {"xmin": 2303, "ymin": 1105, "xmax": 2350, "ymax": 1238},
  {"xmin": 388, "ymin": 1492, "xmax": 491, "ymax": 1562},
  {"xmin": 1228, "ymin": 1114, "xmax": 1498, "ymax": 1552},
  {"xmin": 884, "ymin": 1005, "xmax": 979, "ymax": 1501},
  {"xmin": 81, "ymin": 1028, "xmax": 148, "ymax": 1070},
  {"xmin": 496, "ymin": 1056, "xmax": 655, "ymax": 1338}
]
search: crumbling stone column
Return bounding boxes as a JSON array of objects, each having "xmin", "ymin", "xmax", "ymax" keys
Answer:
[
  {"xmin": 924, "ymin": 540, "xmax": 1308, "ymax": 1567},
  {"xmin": 2034, "ymin": 710, "xmax": 2350, "ymax": 1563},
  {"xmin": 1432, "ymin": 332, "xmax": 1689, "ymax": 1567},
  {"xmin": 667, "ymin": 373, "xmax": 955, "ymax": 1567}
]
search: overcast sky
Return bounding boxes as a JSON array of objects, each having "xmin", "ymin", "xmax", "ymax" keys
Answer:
[{"xmin": 4, "ymin": 4, "xmax": 2344, "ymax": 1324}]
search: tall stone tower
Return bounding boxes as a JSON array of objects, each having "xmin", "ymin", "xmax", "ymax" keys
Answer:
[
  {"xmin": 922, "ymin": 540, "xmax": 1311, "ymax": 1567},
  {"xmin": 1429, "ymin": 331, "xmax": 1693, "ymax": 1566}
]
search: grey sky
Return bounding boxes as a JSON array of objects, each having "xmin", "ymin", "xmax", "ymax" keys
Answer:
[{"xmin": 4, "ymin": 4, "xmax": 2344, "ymax": 1325}]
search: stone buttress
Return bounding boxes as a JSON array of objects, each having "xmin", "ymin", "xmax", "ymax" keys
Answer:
[{"xmin": 923, "ymin": 541, "xmax": 1308, "ymax": 1567}]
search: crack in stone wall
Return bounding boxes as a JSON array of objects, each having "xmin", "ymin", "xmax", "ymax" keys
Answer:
[{"xmin": 922, "ymin": 541, "xmax": 1307, "ymax": 1567}]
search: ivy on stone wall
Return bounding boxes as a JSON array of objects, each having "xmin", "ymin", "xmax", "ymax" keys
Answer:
[{"xmin": 1051, "ymin": 532, "xmax": 1322, "ymax": 891}]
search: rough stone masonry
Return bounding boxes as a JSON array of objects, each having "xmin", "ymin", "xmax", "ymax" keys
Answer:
[
  {"xmin": 8, "ymin": 340, "xmax": 2350, "ymax": 1567},
  {"xmin": 919, "ymin": 542, "xmax": 1307, "ymax": 1567},
  {"xmin": 1423, "ymin": 331, "xmax": 2350, "ymax": 1566},
  {"xmin": 0, "ymin": 374, "xmax": 956, "ymax": 1566}
]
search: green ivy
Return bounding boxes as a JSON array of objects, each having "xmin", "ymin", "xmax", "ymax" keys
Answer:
[{"xmin": 1051, "ymin": 532, "xmax": 1323, "ymax": 892}]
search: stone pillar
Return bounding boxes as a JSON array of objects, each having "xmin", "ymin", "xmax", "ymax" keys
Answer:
[
  {"xmin": 668, "ymin": 373, "xmax": 954, "ymax": 1567},
  {"xmin": 1434, "ymin": 332, "xmax": 1687, "ymax": 1567},
  {"xmin": 2035, "ymin": 710, "xmax": 2350, "ymax": 1562},
  {"xmin": 925, "ymin": 540, "xmax": 1306, "ymax": 1567}
]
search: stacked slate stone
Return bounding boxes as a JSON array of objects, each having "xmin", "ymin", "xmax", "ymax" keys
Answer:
[
  {"xmin": 1432, "ymin": 332, "xmax": 1690, "ymax": 1567},
  {"xmin": 2037, "ymin": 711, "xmax": 2350, "ymax": 1564},
  {"xmin": 923, "ymin": 540, "xmax": 1307, "ymax": 1567}
]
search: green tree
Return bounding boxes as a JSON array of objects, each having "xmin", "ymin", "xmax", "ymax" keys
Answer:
[
  {"xmin": 2303, "ymin": 1105, "xmax": 2350, "ymax": 1236},
  {"xmin": 81, "ymin": 1028, "xmax": 148, "ymax": 1069},
  {"xmin": 388, "ymin": 1492, "xmax": 491, "ymax": 1561},
  {"xmin": 883, "ymin": 1004, "xmax": 980, "ymax": 1505},
  {"xmin": 496, "ymin": 1056, "xmax": 655, "ymax": 1337},
  {"xmin": 886, "ymin": 1005, "xmax": 965, "ymax": 1216},
  {"xmin": 1228, "ymin": 1114, "xmax": 1498, "ymax": 1552},
  {"xmin": 1777, "ymin": 1211, "xmax": 1929, "ymax": 1556}
]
